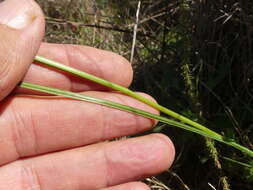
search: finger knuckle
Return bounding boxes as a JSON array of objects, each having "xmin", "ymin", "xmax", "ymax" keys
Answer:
[
  {"xmin": 9, "ymin": 103, "xmax": 39, "ymax": 157},
  {"xmin": 15, "ymin": 161, "xmax": 42, "ymax": 190}
]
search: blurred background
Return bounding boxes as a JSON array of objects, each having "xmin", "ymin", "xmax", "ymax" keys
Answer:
[{"xmin": 36, "ymin": 0, "xmax": 253, "ymax": 189}]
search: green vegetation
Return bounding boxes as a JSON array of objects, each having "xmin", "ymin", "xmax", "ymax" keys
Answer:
[
  {"xmin": 36, "ymin": 0, "xmax": 253, "ymax": 189},
  {"xmin": 21, "ymin": 56, "xmax": 253, "ymax": 158}
]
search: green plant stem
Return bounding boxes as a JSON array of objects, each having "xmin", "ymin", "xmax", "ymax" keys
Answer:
[
  {"xmin": 34, "ymin": 55, "xmax": 221, "ymax": 138},
  {"xmin": 19, "ymin": 82, "xmax": 215, "ymax": 139},
  {"xmin": 222, "ymin": 156, "xmax": 253, "ymax": 168},
  {"xmin": 20, "ymin": 81, "xmax": 253, "ymax": 158}
]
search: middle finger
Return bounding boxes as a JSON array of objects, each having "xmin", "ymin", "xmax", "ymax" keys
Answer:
[{"xmin": 0, "ymin": 91, "xmax": 158, "ymax": 166}]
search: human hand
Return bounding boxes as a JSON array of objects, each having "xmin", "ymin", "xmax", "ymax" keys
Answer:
[{"xmin": 0, "ymin": 0, "xmax": 175, "ymax": 189}]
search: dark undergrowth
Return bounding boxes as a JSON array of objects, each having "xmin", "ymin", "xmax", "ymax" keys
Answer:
[{"xmin": 36, "ymin": 0, "xmax": 253, "ymax": 189}]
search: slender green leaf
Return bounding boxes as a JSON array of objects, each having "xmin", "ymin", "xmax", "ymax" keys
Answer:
[
  {"xmin": 20, "ymin": 81, "xmax": 253, "ymax": 158},
  {"xmin": 222, "ymin": 156, "xmax": 253, "ymax": 168}
]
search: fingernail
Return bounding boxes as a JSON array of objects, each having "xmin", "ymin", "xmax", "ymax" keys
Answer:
[{"xmin": 0, "ymin": 0, "xmax": 39, "ymax": 29}]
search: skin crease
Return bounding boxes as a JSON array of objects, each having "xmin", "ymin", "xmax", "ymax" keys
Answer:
[{"xmin": 0, "ymin": 0, "xmax": 175, "ymax": 190}]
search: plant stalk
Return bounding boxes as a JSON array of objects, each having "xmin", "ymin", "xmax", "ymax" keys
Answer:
[{"xmin": 34, "ymin": 55, "xmax": 221, "ymax": 138}]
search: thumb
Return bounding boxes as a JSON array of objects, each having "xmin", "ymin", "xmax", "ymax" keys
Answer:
[{"xmin": 0, "ymin": 0, "xmax": 45, "ymax": 101}]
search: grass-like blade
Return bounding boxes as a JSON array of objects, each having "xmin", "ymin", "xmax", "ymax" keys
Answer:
[
  {"xmin": 20, "ymin": 81, "xmax": 253, "ymax": 158},
  {"xmin": 222, "ymin": 156, "xmax": 253, "ymax": 168}
]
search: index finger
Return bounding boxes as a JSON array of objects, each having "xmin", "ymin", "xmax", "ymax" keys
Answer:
[{"xmin": 18, "ymin": 42, "xmax": 133, "ymax": 93}]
